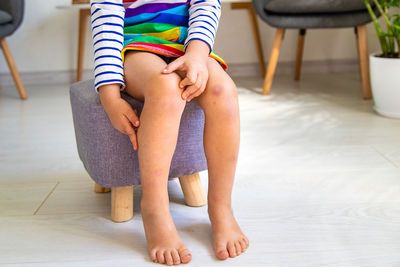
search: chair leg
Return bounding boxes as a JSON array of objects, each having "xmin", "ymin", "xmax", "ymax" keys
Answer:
[
  {"xmin": 294, "ymin": 29, "xmax": 306, "ymax": 81},
  {"xmin": 111, "ymin": 185, "xmax": 134, "ymax": 222},
  {"xmin": 355, "ymin": 25, "xmax": 372, "ymax": 99},
  {"xmin": 231, "ymin": 2, "xmax": 266, "ymax": 76},
  {"xmin": 263, "ymin": 28, "xmax": 285, "ymax": 95},
  {"xmin": 247, "ymin": 4, "xmax": 266, "ymax": 76},
  {"xmin": 94, "ymin": 183, "xmax": 111, "ymax": 193},
  {"xmin": 0, "ymin": 38, "xmax": 27, "ymax": 100},
  {"xmin": 178, "ymin": 173, "xmax": 207, "ymax": 207},
  {"xmin": 77, "ymin": 9, "xmax": 90, "ymax": 82}
]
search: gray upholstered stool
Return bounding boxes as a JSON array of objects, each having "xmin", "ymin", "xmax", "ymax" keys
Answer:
[
  {"xmin": 70, "ymin": 80, "xmax": 208, "ymax": 222},
  {"xmin": 253, "ymin": 0, "xmax": 381, "ymax": 99}
]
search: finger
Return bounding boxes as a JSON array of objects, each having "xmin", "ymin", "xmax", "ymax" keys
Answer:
[
  {"xmin": 196, "ymin": 72, "xmax": 208, "ymax": 98},
  {"xmin": 163, "ymin": 58, "xmax": 185, "ymax": 74},
  {"xmin": 182, "ymin": 85, "xmax": 199, "ymax": 101},
  {"xmin": 186, "ymin": 76, "xmax": 204, "ymax": 101},
  {"xmin": 179, "ymin": 69, "xmax": 197, "ymax": 89},
  {"xmin": 121, "ymin": 115, "xmax": 138, "ymax": 150},
  {"xmin": 181, "ymin": 73, "xmax": 199, "ymax": 100},
  {"xmin": 125, "ymin": 109, "xmax": 140, "ymax": 127},
  {"xmin": 128, "ymin": 133, "xmax": 138, "ymax": 150},
  {"xmin": 186, "ymin": 88, "xmax": 203, "ymax": 102},
  {"xmin": 125, "ymin": 126, "xmax": 138, "ymax": 150}
]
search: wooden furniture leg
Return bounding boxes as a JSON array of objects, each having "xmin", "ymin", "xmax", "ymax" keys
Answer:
[
  {"xmin": 263, "ymin": 28, "xmax": 285, "ymax": 95},
  {"xmin": 0, "ymin": 38, "xmax": 27, "ymax": 100},
  {"xmin": 355, "ymin": 25, "xmax": 372, "ymax": 99},
  {"xmin": 94, "ymin": 183, "xmax": 111, "ymax": 193},
  {"xmin": 231, "ymin": 2, "xmax": 266, "ymax": 76},
  {"xmin": 294, "ymin": 29, "xmax": 306, "ymax": 81},
  {"xmin": 77, "ymin": 9, "xmax": 90, "ymax": 82},
  {"xmin": 179, "ymin": 173, "xmax": 207, "ymax": 207},
  {"xmin": 111, "ymin": 185, "xmax": 134, "ymax": 222}
]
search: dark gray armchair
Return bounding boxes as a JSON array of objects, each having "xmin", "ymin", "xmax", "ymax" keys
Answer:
[
  {"xmin": 253, "ymin": 0, "xmax": 381, "ymax": 99},
  {"xmin": 0, "ymin": 0, "xmax": 26, "ymax": 99}
]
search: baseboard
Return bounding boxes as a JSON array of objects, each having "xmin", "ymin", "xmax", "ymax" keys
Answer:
[
  {"xmin": 0, "ymin": 59, "xmax": 359, "ymax": 87},
  {"xmin": 226, "ymin": 58, "xmax": 359, "ymax": 77},
  {"xmin": 0, "ymin": 70, "xmax": 94, "ymax": 87}
]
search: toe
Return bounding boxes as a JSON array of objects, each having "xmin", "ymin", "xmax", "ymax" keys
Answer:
[
  {"xmin": 214, "ymin": 242, "xmax": 229, "ymax": 260},
  {"xmin": 216, "ymin": 250, "xmax": 229, "ymax": 260},
  {"xmin": 171, "ymin": 249, "xmax": 181, "ymax": 265},
  {"xmin": 227, "ymin": 241, "xmax": 237, "ymax": 258},
  {"xmin": 179, "ymin": 248, "xmax": 192, "ymax": 264},
  {"xmin": 239, "ymin": 239, "xmax": 247, "ymax": 252},
  {"xmin": 156, "ymin": 250, "xmax": 165, "ymax": 264},
  {"xmin": 150, "ymin": 249, "xmax": 157, "ymax": 262},
  {"xmin": 243, "ymin": 236, "xmax": 250, "ymax": 248},
  {"xmin": 164, "ymin": 250, "xmax": 174, "ymax": 266},
  {"xmin": 235, "ymin": 242, "xmax": 242, "ymax": 255}
]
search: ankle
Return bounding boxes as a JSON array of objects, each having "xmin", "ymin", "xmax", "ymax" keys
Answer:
[
  {"xmin": 208, "ymin": 203, "xmax": 232, "ymax": 215},
  {"xmin": 140, "ymin": 197, "xmax": 170, "ymax": 213}
]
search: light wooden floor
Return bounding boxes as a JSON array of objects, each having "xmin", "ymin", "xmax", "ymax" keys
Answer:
[{"xmin": 1, "ymin": 73, "xmax": 400, "ymax": 266}]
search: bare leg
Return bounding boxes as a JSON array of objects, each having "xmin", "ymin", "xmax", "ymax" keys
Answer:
[
  {"xmin": 194, "ymin": 58, "xmax": 249, "ymax": 260},
  {"xmin": 124, "ymin": 51, "xmax": 191, "ymax": 265}
]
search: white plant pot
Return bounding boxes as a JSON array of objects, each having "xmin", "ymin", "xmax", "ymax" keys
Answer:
[{"xmin": 370, "ymin": 53, "xmax": 400, "ymax": 118}]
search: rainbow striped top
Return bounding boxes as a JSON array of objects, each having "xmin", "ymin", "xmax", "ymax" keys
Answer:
[{"xmin": 90, "ymin": 0, "xmax": 227, "ymax": 92}]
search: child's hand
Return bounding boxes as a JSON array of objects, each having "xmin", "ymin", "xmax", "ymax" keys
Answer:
[
  {"xmin": 99, "ymin": 84, "xmax": 140, "ymax": 150},
  {"xmin": 162, "ymin": 40, "xmax": 210, "ymax": 102}
]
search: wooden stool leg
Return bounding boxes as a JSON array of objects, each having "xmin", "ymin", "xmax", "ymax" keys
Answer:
[
  {"xmin": 179, "ymin": 173, "xmax": 207, "ymax": 207},
  {"xmin": 263, "ymin": 28, "xmax": 285, "ymax": 95},
  {"xmin": 294, "ymin": 29, "xmax": 306, "ymax": 81},
  {"xmin": 355, "ymin": 25, "xmax": 372, "ymax": 99},
  {"xmin": 94, "ymin": 183, "xmax": 111, "ymax": 193},
  {"xmin": 111, "ymin": 186, "xmax": 134, "ymax": 222},
  {"xmin": 0, "ymin": 38, "xmax": 27, "ymax": 100}
]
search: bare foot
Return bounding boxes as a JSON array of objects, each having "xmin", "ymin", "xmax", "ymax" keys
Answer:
[
  {"xmin": 208, "ymin": 205, "xmax": 249, "ymax": 260},
  {"xmin": 141, "ymin": 199, "xmax": 192, "ymax": 265}
]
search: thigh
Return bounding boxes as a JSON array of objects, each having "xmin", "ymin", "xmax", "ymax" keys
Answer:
[
  {"xmin": 123, "ymin": 51, "xmax": 183, "ymax": 101},
  {"xmin": 194, "ymin": 58, "xmax": 238, "ymax": 109}
]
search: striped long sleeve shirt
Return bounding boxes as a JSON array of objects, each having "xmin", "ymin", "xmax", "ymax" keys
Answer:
[{"xmin": 90, "ymin": 0, "xmax": 222, "ymax": 92}]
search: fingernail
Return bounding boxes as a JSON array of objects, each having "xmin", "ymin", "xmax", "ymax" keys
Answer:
[
  {"xmin": 163, "ymin": 68, "xmax": 167, "ymax": 72},
  {"xmin": 182, "ymin": 94, "xmax": 187, "ymax": 99},
  {"xmin": 134, "ymin": 121, "xmax": 139, "ymax": 126}
]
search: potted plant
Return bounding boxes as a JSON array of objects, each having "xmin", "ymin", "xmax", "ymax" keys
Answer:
[{"xmin": 363, "ymin": 0, "xmax": 400, "ymax": 118}]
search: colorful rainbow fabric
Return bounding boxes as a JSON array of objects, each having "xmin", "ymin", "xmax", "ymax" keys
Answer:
[{"xmin": 90, "ymin": 0, "xmax": 227, "ymax": 92}]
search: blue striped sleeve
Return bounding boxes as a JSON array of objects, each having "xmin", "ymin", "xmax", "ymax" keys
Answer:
[
  {"xmin": 90, "ymin": 0, "xmax": 125, "ymax": 93},
  {"xmin": 184, "ymin": 0, "xmax": 221, "ymax": 54}
]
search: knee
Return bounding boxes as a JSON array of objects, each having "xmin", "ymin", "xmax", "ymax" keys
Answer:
[
  {"xmin": 145, "ymin": 74, "xmax": 186, "ymax": 114},
  {"xmin": 206, "ymin": 80, "xmax": 239, "ymax": 116}
]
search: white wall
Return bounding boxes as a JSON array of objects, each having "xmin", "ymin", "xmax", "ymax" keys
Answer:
[{"xmin": 0, "ymin": 0, "xmax": 383, "ymax": 74}]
